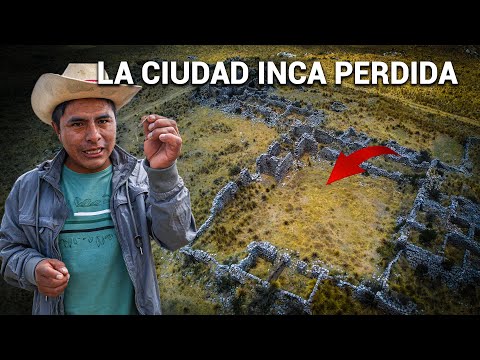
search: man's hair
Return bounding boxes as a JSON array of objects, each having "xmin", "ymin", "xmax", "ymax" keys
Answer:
[{"xmin": 51, "ymin": 98, "xmax": 117, "ymax": 128}]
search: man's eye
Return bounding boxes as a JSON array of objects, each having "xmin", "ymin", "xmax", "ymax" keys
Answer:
[
  {"xmin": 72, "ymin": 122, "xmax": 83, "ymax": 127},
  {"xmin": 98, "ymin": 119, "xmax": 109, "ymax": 124}
]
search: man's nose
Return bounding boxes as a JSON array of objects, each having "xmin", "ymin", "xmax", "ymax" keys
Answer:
[{"xmin": 85, "ymin": 122, "xmax": 101, "ymax": 142}]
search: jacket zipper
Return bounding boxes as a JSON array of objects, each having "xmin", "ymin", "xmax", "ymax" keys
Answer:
[{"xmin": 110, "ymin": 185, "xmax": 145, "ymax": 315}]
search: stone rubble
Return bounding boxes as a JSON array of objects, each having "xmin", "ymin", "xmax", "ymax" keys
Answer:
[{"xmin": 330, "ymin": 101, "xmax": 348, "ymax": 112}]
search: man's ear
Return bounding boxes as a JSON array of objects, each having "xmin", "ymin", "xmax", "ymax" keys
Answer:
[{"xmin": 51, "ymin": 122, "xmax": 61, "ymax": 142}]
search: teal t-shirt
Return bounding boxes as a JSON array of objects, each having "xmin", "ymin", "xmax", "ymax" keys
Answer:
[{"xmin": 59, "ymin": 164, "xmax": 137, "ymax": 315}]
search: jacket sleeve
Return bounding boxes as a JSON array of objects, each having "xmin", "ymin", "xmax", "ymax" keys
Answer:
[
  {"xmin": 143, "ymin": 160, "xmax": 197, "ymax": 250},
  {"xmin": 0, "ymin": 177, "xmax": 45, "ymax": 291}
]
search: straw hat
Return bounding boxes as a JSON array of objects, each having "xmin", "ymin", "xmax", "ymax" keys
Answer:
[{"xmin": 31, "ymin": 63, "xmax": 142, "ymax": 125}]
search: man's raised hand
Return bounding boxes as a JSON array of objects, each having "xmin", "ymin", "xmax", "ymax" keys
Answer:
[{"xmin": 142, "ymin": 114, "xmax": 182, "ymax": 169}]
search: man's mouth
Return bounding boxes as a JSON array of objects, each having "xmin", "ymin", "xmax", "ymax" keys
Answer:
[{"xmin": 83, "ymin": 148, "xmax": 104, "ymax": 156}]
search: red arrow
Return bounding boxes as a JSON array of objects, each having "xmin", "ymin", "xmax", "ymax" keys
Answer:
[{"xmin": 326, "ymin": 146, "xmax": 399, "ymax": 185}]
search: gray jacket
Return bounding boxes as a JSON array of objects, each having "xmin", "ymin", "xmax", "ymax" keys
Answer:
[{"xmin": 0, "ymin": 145, "xmax": 196, "ymax": 315}]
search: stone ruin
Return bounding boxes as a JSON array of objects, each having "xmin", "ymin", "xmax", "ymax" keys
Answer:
[
  {"xmin": 294, "ymin": 133, "xmax": 318, "ymax": 159},
  {"xmin": 312, "ymin": 126, "xmax": 371, "ymax": 152},
  {"xmin": 291, "ymin": 119, "xmax": 314, "ymax": 138},
  {"xmin": 384, "ymin": 161, "xmax": 480, "ymax": 291},
  {"xmin": 183, "ymin": 80, "xmax": 480, "ymax": 314},
  {"xmin": 331, "ymin": 101, "xmax": 348, "ymax": 112},
  {"xmin": 238, "ymin": 168, "xmax": 254, "ymax": 187},
  {"xmin": 180, "ymin": 241, "xmax": 321, "ymax": 314},
  {"xmin": 255, "ymin": 152, "xmax": 294, "ymax": 183},
  {"xmin": 181, "ymin": 239, "xmax": 418, "ymax": 315},
  {"xmin": 195, "ymin": 181, "xmax": 238, "ymax": 239},
  {"xmin": 193, "ymin": 80, "xmax": 325, "ymax": 130}
]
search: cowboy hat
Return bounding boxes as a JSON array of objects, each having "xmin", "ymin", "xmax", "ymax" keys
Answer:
[{"xmin": 31, "ymin": 63, "xmax": 142, "ymax": 125}]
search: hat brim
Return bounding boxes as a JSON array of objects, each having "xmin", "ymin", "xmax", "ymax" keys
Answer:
[{"xmin": 31, "ymin": 73, "xmax": 142, "ymax": 125}]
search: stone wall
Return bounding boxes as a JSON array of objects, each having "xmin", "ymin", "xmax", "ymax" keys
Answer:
[
  {"xmin": 318, "ymin": 147, "xmax": 340, "ymax": 161},
  {"xmin": 211, "ymin": 181, "xmax": 238, "ymax": 216},
  {"xmin": 291, "ymin": 119, "xmax": 314, "ymax": 138},
  {"xmin": 238, "ymin": 168, "xmax": 253, "ymax": 187},
  {"xmin": 294, "ymin": 133, "xmax": 318, "ymax": 159},
  {"xmin": 384, "ymin": 159, "xmax": 480, "ymax": 292},
  {"xmin": 267, "ymin": 140, "xmax": 281, "ymax": 156},
  {"xmin": 256, "ymin": 142, "xmax": 294, "ymax": 183},
  {"xmin": 274, "ymin": 153, "xmax": 294, "ymax": 183},
  {"xmin": 256, "ymin": 153, "xmax": 279, "ymax": 177},
  {"xmin": 194, "ymin": 181, "xmax": 239, "ymax": 239},
  {"xmin": 313, "ymin": 128, "xmax": 337, "ymax": 145},
  {"xmin": 360, "ymin": 162, "xmax": 404, "ymax": 182},
  {"xmin": 374, "ymin": 291, "xmax": 417, "ymax": 315}
]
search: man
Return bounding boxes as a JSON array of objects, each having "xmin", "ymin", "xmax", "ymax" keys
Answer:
[{"xmin": 0, "ymin": 63, "xmax": 196, "ymax": 315}]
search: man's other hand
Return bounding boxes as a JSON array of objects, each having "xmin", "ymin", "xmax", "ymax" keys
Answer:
[
  {"xmin": 35, "ymin": 259, "xmax": 70, "ymax": 297},
  {"xmin": 142, "ymin": 114, "xmax": 182, "ymax": 169}
]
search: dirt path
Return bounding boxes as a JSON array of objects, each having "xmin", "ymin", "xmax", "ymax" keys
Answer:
[{"xmin": 343, "ymin": 83, "xmax": 479, "ymax": 128}]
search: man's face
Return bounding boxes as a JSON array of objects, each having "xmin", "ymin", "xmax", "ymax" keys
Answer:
[{"xmin": 53, "ymin": 98, "xmax": 116, "ymax": 173}]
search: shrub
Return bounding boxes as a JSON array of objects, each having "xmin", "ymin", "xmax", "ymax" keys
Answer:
[
  {"xmin": 466, "ymin": 194, "xmax": 479, "ymax": 204},
  {"xmin": 415, "ymin": 263, "xmax": 429, "ymax": 277},
  {"xmin": 418, "ymin": 150, "xmax": 431, "ymax": 163},
  {"xmin": 392, "ymin": 291, "xmax": 412, "ymax": 306},
  {"xmin": 419, "ymin": 228, "xmax": 437, "ymax": 245},
  {"xmin": 213, "ymin": 177, "xmax": 225, "ymax": 185},
  {"xmin": 362, "ymin": 278, "xmax": 383, "ymax": 293},
  {"xmin": 429, "ymin": 188, "xmax": 441, "ymax": 201},
  {"xmin": 442, "ymin": 258, "xmax": 454, "ymax": 271},
  {"xmin": 406, "ymin": 174, "xmax": 423, "ymax": 186},
  {"xmin": 425, "ymin": 212, "xmax": 436, "ymax": 224},
  {"xmin": 228, "ymin": 164, "xmax": 241, "ymax": 176}
]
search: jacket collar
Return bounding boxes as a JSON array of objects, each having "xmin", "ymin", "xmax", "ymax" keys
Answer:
[
  {"xmin": 40, "ymin": 145, "xmax": 138, "ymax": 191},
  {"xmin": 110, "ymin": 145, "xmax": 138, "ymax": 192}
]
